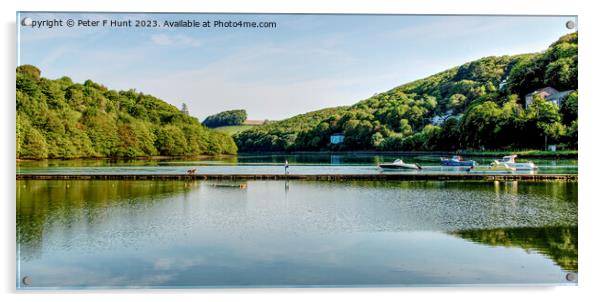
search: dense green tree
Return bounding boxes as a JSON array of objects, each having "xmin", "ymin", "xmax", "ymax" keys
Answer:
[
  {"xmin": 506, "ymin": 32, "xmax": 577, "ymax": 97},
  {"xmin": 379, "ymin": 134, "xmax": 404, "ymax": 151},
  {"xmin": 399, "ymin": 119, "xmax": 412, "ymax": 136},
  {"xmin": 20, "ymin": 127, "xmax": 48, "ymax": 159},
  {"xmin": 566, "ymin": 119, "xmax": 578, "ymax": 148},
  {"xmin": 16, "ymin": 65, "xmax": 41, "ymax": 81},
  {"xmin": 520, "ymin": 96, "xmax": 564, "ymax": 148},
  {"xmin": 461, "ymin": 101, "xmax": 504, "ymax": 149},
  {"xmin": 431, "ymin": 117, "xmax": 461, "ymax": 150},
  {"xmin": 494, "ymin": 99, "xmax": 524, "ymax": 148},
  {"xmin": 448, "ymin": 93, "xmax": 468, "ymax": 111},
  {"xmin": 202, "ymin": 109, "xmax": 247, "ymax": 128},
  {"xmin": 16, "ymin": 66, "xmax": 236, "ymax": 159},
  {"xmin": 545, "ymin": 57, "xmax": 577, "ymax": 90},
  {"xmin": 561, "ymin": 91, "xmax": 578, "ymax": 125},
  {"xmin": 370, "ymin": 132, "xmax": 384, "ymax": 148},
  {"xmin": 504, "ymin": 54, "xmax": 546, "ymax": 97},
  {"xmin": 155, "ymin": 125, "xmax": 187, "ymax": 155}
]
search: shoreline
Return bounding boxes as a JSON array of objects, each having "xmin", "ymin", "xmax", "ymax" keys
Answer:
[
  {"xmin": 15, "ymin": 150, "xmax": 579, "ymax": 162},
  {"xmin": 16, "ymin": 173, "xmax": 578, "ymax": 182},
  {"xmin": 15, "ymin": 154, "xmax": 238, "ymax": 162},
  {"xmin": 240, "ymin": 150, "xmax": 578, "ymax": 159}
]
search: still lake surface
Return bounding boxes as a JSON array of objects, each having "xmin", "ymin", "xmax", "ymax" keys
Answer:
[
  {"xmin": 17, "ymin": 175, "xmax": 577, "ymax": 287},
  {"xmin": 16, "ymin": 153, "xmax": 578, "ymax": 175}
]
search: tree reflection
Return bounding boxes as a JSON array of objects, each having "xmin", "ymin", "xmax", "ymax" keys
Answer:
[
  {"xmin": 17, "ymin": 180, "xmax": 198, "ymax": 260},
  {"xmin": 452, "ymin": 226, "xmax": 577, "ymax": 272}
]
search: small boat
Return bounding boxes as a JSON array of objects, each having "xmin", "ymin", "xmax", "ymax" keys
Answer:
[
  {"xmin": 379, "ymin": 159, "xmax": 422, "ymax": 170},
  {"xmin": 469, "ymin": 162, "xmax": 516, "ymax": 173},
  {"xmin": 495, "ymin": 155, "xmax": 537, "ymax": 170},
  {"xmin": 441, "ymin": 155, "xmax": 477, "ymax": 167}
]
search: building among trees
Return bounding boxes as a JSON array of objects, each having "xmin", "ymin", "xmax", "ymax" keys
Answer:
[
  {"xmin": 525, "ymin": 87, "xmax": 574, "ymax": 109},
  {"xmin": 330, "ymin": 133, "xmax": 345, "ymax": 145}
]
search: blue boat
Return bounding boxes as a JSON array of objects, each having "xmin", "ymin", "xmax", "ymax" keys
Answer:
[{"xmin": 440, "ymin": 155, "xmax": 477, "ymax": 167}]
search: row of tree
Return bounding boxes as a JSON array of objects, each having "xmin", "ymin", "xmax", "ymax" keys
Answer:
[
  {"xmin": 16, "ymin": 65, "xmax": 237, "ymax": 159},
  {"xmin": 235, "ymin": 32, "xmax": 578, "ymax": 152}
]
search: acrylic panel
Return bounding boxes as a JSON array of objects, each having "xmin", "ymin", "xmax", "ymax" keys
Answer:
[{"xmin": 16, "ymin": 12, "xmax": 578, "ymax": 289}]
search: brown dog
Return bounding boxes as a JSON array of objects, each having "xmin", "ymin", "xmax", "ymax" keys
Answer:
[{"xmin": 186, "ymin": 168, "xmax": 197, "ymax": 175}]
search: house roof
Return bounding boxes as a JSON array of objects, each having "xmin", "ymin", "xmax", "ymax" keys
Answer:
[
  {"xmin": 526, "ymin": 87, "xmax": 559, "ymax": 97},
  {"xmin": 546, "ymin": 90, "xmax": 573, "ymax": 100}
]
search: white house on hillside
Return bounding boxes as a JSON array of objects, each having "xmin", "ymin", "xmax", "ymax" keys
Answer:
[
  {"xmin": 525, "ymin": 87, "xmax": 573, "ymax": 109},
  {"xmin": 430, "ymin": 110, "xmax": 461, "ymax": 126}
]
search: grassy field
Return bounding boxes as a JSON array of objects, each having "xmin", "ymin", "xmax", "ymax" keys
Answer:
[{"xmin": 213, "ymin": 125, "xmax": 255, "ymax": 136}]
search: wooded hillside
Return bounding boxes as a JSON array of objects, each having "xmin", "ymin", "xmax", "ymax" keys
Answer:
[
  {"xmin": 16, "ymin": 65, "xmax": 237, "ymax": 159},
  {"xmin": 235, "ymin": 32, "xmax": 578, "ymax": 152}
]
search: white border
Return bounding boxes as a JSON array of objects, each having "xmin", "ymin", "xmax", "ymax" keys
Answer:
[{"xmin": 2, "ymin": 0, "xmax": 601, "ymax": 301}]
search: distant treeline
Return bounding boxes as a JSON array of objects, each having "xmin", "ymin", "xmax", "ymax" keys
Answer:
[
  {"xmin": 16, "ymin": 65, "xmax": 237, "ymax": 159},
  {"xmin": 235, "ymin": 32, "xmax": 578, "ymax": 152},
  {"xmin": 202, "ymin": 109, "xmax": 247, "ymax": 128}
]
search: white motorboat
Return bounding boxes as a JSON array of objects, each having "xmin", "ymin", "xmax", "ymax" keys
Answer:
[
  {"xmin": 378, "ymin": 159, "xmax": 422, "ymax": 170},
  {"xmin": 469, "ymin": 162, "xmax": 516, "ymax": 173},
  {"xmin": 494, "ymin": 155, "xmax": 537, "ymax": 170}
]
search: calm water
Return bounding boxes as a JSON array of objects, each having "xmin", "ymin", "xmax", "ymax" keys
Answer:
[
  {"xmin": 16, "ymin": 153, "xmax": 578, "ymax": 175},
  {"xmin": 17, "ymin": 179, "xmax": 577, "ymax": 288}
]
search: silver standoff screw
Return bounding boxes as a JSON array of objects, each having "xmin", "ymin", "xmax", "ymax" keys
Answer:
[
  {"xmin": 21, "ymin": 17, "xmax": 32, "ymax": 27},
  {"xmin": 565, "ymin": 20, "xmax": 576, "ymax": 30},
  {"xmin": 22, "ymin": 276, "xmax": 32, "ymax": 285},
  {"xmin": 566, "ymin": 272, "xmax": 577, "ymax": 282}
]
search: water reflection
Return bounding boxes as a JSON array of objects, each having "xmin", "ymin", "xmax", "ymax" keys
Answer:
[
  {"xmin": 452, "ymin": 226, "xmax": 578, "ymax": 272},
  {"xmin": 17, "ymin": 179, "xmax": 577, "ymax": 287},
  {"xmin": 17, "ymin": 180, "xmax": 198, "ymax": 260}
]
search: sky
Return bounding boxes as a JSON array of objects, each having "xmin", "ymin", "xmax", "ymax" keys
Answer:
[{"xmin": 17, "ymin": 13, "xmax": 577, "ymax": 121}]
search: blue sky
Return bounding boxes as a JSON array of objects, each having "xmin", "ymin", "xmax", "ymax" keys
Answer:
[{"xmin": 17, "ymin": 13, "xmax": 576, "ymax": 120}]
